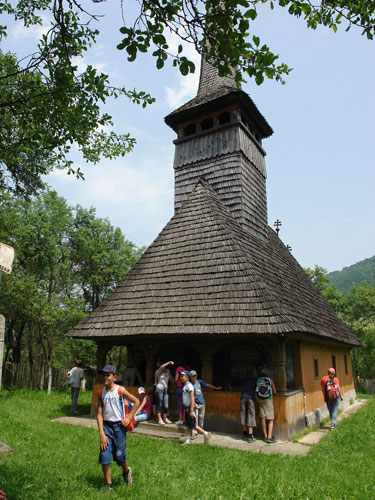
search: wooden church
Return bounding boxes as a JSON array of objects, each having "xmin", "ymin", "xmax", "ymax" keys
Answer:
[{"xmin": 68, "ymin": 57, "xmax": 361, "ymax": 439}]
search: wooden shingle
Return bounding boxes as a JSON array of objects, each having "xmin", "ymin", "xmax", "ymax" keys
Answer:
[{"xmin": 68, "ymin": 180, "xmax": 361, "ymax": 346}]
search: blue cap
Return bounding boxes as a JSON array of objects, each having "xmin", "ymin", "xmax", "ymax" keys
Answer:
[{"xmin": 98, "ymin": 365, "xmax": 117, "ymax": 376}]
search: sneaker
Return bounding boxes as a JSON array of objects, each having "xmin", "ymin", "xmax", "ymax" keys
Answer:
[
  {"xmin": 175, "ymin": 420, "xmax": 183, "ymax": 424},
  {"xmin": 204, "ymin": 432, "xmax": 212, "ymax": 444},
  {"xmin": 106, "ymin": 484, "xmax": 114, "ymax": 492},
  {"xmin": 247, "ymin": 435, "xmax": 256, "ymax": 443},
  {"xmin": 182, "ymin": 439, "xmax": 191, "ymax": 446},
  {"xmin": 263, "ymin": 437, "xmax": 268, "ymax": 442},
  {"xmin": 242, "ymin": 433, "xmax": 249, "ymax": 441},
  {"xmin": 158, "ymin": 419, "xmax": 165, "ymax": 425},
  {"xmin": 331, "ymin": 424, "xmax": 336, "ymax": 430},
  {"xmin": 123, "ymin": 467, "xmax": 132, "ymax": 486},
  {"xmin": 267, "ymin": 436, "xmax": 277, "ymax": 444},
  {"xmin": 164, "ymin": 418, "xmax": 172, "ymax": 424}
]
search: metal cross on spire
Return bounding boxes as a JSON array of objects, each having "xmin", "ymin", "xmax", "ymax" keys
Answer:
[{"xmin": 273, "ymin": 219, "xmax": 282, "ymax": 236}]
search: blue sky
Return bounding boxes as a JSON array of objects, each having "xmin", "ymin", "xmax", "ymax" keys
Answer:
[{"xmin": 3, "ymin": 2, "xmax": 375, "ymax": 272}]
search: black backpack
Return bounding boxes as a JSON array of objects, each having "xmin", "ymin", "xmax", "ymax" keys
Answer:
[{"xmin": 255, "ymin": 377, "xmax": 272, "ymax": 399}]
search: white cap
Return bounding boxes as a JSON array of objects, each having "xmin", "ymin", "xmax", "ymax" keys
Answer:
[{"xmin": 138, "ymin": 387, "xmax": 145, "ymax": 394}]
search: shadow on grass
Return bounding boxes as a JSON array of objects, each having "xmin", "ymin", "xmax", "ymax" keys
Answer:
[
  {"xmin": 47, "ymin": 403, "xmax": 92, "ymax": 419},
  {"xmin": 0, "ymin": 462, "xmax": 114, "ymax": 500},
  {"xmin": 85, "ymin": 473, "xmax": 108, "ymax": 489}
]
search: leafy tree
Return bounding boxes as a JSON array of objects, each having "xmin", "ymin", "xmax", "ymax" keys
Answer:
[
  {"xmin": 346, "ymin": 282, "xmax": 375, "ymax": 327},
  {"xmin": 328, "ymin": 255, "xmax": 375, "ymax": 293},
  {"xmin": 69, "ymin": 206, "xmax": 144, "ymax": 311},
  {"xmin": 0, "ymin": 188, "xmax": 142, "ymax": 385},
  {"xmin": 304, "ymin": 265, "xmax": 347, "ymax": 316},
  {"xmin": 306, "ymin": 266, "xmax": 375, "ymax": 382},
  {"xmin": 1, "ymin": 0, "xmax": 375, "ymax": 194}
]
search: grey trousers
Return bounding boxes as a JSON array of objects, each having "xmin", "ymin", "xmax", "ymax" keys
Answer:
[
  {"xmin": 194, "ymin": 404, "xmax": 206, "ymax": 428},
  {"xmin": 71, "ymin": 387, "xmax": 80, "ymax": 412}
]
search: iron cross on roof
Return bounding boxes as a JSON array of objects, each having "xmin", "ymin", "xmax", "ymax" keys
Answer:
[{"xmin": 273, "ymin": 219, "xmax": 282, "ymax": 236}]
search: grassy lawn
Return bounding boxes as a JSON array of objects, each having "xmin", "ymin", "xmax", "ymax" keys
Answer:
[{"xmin": 1, "ymin": 390, "xmax": 375, "ymax": 500}]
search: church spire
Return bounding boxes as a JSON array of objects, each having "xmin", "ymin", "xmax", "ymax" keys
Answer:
[
  {"xmin": 164, "ymin": 54, "xmax": 273, "ymax": 241},
  {"xmin": 196, "ymin": 55, "xmax": 238, "ymax": 98}
]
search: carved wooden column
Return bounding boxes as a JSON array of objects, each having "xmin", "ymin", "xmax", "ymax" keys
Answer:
[
  {"xmin": 271, "ymin": 338, "xmax": 287, "ymax": 393},
  {"xmin": 94, "ymin": 342, "xmax": 111, "ymax": 383},
  {"xmin": 138, "ymin": 341, "xmax": 160, "ymax": 388},
  {"xmin": 145, "ymin": 347, "xmax": 158, "ymax": 387},
  {"xmin": 91, "ymin": 342, "xmax": 112, "ymax": 417},
  {"xmin": 127, "ymin": 345, "xmax": 144, "ymax": 386},
  {"xmin": 200, "ymin": 345, "xmax": 214, "ymax": 384}
]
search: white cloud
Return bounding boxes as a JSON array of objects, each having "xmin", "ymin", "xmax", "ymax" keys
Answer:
[
  {"xmin": 163, "ymin": 33, "xmax": 201, "ymax": 109},
  {"xmin": 71, "ymin": 56, "xmax": 87, "ymax": 73},
  {"xmin": 71, "ymin": 55, "xmax": 108, "ymax": 74},
  {"xmin": 80, "ymin": 160, "xmax": 173, "ymax": 217},
  {"xmin": 11, "ymin": 16, "xmax": 50, "ymax": 40}
]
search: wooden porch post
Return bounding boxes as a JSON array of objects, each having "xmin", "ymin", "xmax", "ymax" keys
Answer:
[
  {"xmin": 94, "ymin": 342, "xmax": 111, "ymax": 383},
  {"xmin": 91, "ymin": 342, "xmax": 111, "ymax": 417},
  {"xmin": 127, "ymin": 345, "xmax": 144, "ymax": 386},
  {"xmin": 145, "ymin": 346, "xmax": 158, "ymax": 387},
  {"xmin": 200, "ymin": 345, "xmax": 214, "ymax": 384},
  {"xmin": 271, "ymin": 338, "xmax": 287, "ymax": 393}
]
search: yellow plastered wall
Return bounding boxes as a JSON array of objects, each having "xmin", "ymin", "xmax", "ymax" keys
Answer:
[{"xmin": 300, "ymin": 341, "xmax": 354, "ymax": 413}]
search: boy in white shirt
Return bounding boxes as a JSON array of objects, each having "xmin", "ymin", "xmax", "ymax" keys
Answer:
[
  {"xmin": 97, "ymin": 365, "xmax": 140, "ymax": 491},
  {"xmin": 180, "ymin": 371, "xmax": 211, "ymax": 446}
]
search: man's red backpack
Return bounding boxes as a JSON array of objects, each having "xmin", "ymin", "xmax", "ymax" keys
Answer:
[
  {"xmin": 325, "ymin": 378, "xmax": 340, "ymax": 400},
  {"xmin": 97, "ymin": 386, "xmax": 135, "ymax": 432}
]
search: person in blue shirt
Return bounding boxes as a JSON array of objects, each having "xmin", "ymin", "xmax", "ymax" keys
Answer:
[{"xmin": 189, "ymin": 370, "xmax": 222, "ymax": 430}]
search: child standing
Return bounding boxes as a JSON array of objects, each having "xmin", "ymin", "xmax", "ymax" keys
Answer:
[
  {"xmin": 180, "ymin": 371, "xmax": 211, "ymax": 446},
  {"xmin": 189, "ymin": 370, "xmax": 222, "ymax": 430},
  {"xmin": 97, "ymin": 365, "xmax": 140, "ymax": 491}
]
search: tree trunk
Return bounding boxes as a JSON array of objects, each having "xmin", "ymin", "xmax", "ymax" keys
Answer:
[
  {"xmin": 40, "ymin": 364, "xmax": 45, "ymax": 391},
  {"xmin": 4, "ymin": 318, "xmax": 15, "ymax": 362},
  {"xmin": 13, "ymin": 320, "xmax": 26, "ymax": 363},
  {"xmin": 47, "ymin": 365, "xmax": 52, "ymax": 395}
]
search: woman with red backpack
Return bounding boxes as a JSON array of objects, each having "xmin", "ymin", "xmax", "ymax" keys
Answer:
[{"xmin": 320, "ymin": 367, "xmax": 343, "ymax": 430}]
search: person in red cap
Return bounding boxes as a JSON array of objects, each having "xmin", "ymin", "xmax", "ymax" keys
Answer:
[{"xmin": 320, "ymin": 368, "xmax": 343, "ymax": 430}]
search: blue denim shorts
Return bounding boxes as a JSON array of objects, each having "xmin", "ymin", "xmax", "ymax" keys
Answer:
[
  {"xmin": 98, "ymin": 421, "xmax": 127, "ymax": 466},
  {"xmin": 184, "ymin": 407, "xmax": 196, "ymax": 430}
]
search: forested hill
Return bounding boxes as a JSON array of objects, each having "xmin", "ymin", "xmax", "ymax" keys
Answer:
[{"xmin": 328, "ymin": 255, "xmax": 375, "ymax": 294}]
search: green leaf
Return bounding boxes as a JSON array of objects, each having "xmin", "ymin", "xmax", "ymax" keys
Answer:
[
  {"xmin": 245, "ymin": 9, "xmax": 257, "ymax": 20},
  {"xmin": 156, "ymin": 57, "xmax": 164, "ymax": 69}
]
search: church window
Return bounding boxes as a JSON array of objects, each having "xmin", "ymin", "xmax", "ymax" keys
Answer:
[
  {"xmin": 201, "ymin": 117, "xmax": 214, "ymax": 131},
  {"xmin": 218, "ymin": 112, "xmax": 231, "ymax": 125},
  {"xmin": 184, "ymin": 123, "xmax": 196, "ymax": 136},
  {"xmin": 331, "ymin": 354, "xmax": 336, "ymax": 371},
  {"xmin": 314, "ymin": 357, "xmax": 319, "ymax": 380}
]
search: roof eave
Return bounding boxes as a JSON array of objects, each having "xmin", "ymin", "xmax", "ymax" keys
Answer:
[{"xmin": 164, "ymin": 90, "xmax": 273, "ymax": 139}]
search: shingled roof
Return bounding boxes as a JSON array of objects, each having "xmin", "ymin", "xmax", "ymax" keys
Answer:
[
  {"xmin": 68, "ymin": 180, "xmax": 361, "ymax": 346},
  {"xmin": 164, "ymin": 58, "xmax": 273, "ymax": 139}
]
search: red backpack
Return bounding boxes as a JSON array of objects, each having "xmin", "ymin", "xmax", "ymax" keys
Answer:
[
  {"xmin": 325, "ymin": 378, "xmax": 340, "ymax": 400},
  {"xmin": 97, "ymin": 386, "xmax": 135, "ymax": 432}
]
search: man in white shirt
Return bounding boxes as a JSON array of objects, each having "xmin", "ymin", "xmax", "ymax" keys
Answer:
[{"xmin": 66, "ymin": 360, "xmax": 84, "ymax": 413}]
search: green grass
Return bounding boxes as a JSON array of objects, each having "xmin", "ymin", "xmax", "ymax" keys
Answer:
[{"xmin": 1, "ymin": 390, "xmax": 375, "ymax": 500}]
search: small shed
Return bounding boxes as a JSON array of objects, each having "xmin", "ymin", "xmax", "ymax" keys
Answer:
[{"xmin": 67, "ymin": 57, "xmax": 361, "ymax": 439}]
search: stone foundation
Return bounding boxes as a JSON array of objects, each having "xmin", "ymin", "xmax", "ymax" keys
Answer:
[{"xmin": 305, "ymin": 388, "xmax": 357, "ymax": 427}]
